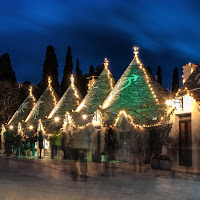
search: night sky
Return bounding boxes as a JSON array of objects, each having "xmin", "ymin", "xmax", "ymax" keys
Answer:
[{"xmin": 1, "ymin": 0, "xmax": 200, "ymax": 90}]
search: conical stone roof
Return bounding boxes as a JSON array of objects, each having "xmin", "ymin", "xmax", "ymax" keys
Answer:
[
  {"xmin": 25, "ymin": 79, "xmax": 59, "ymax": 126},
  {"xmin": 48, "ymin": 75, "xmax": 82, "ymax": 121},
  {"xmin": 76, "ymin": 58, "xmax": 115, "ymax": 114},
  {"xmin": 102, "ymin": 47, "xmax": 167, "ymax": 125},
  {"xmin": 8, "ymin": 87, "xmax": 36, "ymax": 126}
]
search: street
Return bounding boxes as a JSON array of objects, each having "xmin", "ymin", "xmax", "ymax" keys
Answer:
[{"xmin": 0, "ymin": 161, "xmax": 199, "ymax": 200}]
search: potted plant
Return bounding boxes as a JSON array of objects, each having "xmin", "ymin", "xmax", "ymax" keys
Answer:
[
  {"xmin": 150, "ymin": 154, "xmax": 160, "ymax": 169},
  {"xmin": 92, "ymin": 151, "xmax": 107, "ymax": 163},
  {"xmin": 159, "ymin": 154, "xmax": 172, "ymax": 170}
]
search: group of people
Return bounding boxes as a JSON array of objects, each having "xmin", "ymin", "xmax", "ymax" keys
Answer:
[{"xmin": 0, "ymin": 124, "xmax": 70, "ymax": 160}]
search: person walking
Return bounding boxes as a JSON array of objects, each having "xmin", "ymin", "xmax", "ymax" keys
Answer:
[
  {"xmin": 15, "ymin": 132, "xmax": 22, "ymax": 157},
  {"xmin": 61, "ymin": 131, "xmax": 68, "ymax": 160},
  {"xmin": 29, "ymin": 130, "xmax": 37, "ymax": 157},
  {"xmin": 38, "ymin": 131, "xmax": 44, "ymax": 159}
]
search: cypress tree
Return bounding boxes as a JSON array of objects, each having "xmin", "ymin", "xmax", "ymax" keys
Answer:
[
  {"xmin": 0, "ymin": 53, "xmax": 19, "ymax": 124},
  {"xmin": 95, "ymin": 64, "xmax": 104, "ymax": 76},
  {"xmin": 147, "ymin": 66, "xmax": 152, "ymax": 75},
  {"xmin": 156, "ymin": 65, "xmax": 162, "ymax": 86},
  {"xmin": 60, "ymin": 46, "xmax": 73, "ymax": 96},
  {"xmin": 0, "ymin": 53, "xmax": 17, "ymax": 85},
  {"xmin": 75, "ymin": 58, "xmax": 87, "ymax": 96},
  {"xmin": 172, "ymin": 67, "xmax": 179, "ymax": 92},
  {"xmin": 41, "ymin": 45, "xmax": 59, "ymax": 94},
  {"xmin": 89, "ymin": 65, "xmax": 95, "ymax": 76}
]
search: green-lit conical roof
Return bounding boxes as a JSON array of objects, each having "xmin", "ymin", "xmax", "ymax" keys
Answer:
[
  {"xmin": 48, "ymin": 75, "xmax": 82, "ymax": 120},
  {"xmin": 76, "ymin": 58, "xmax": 115, "ymax": 114},
  {"xmin": 8, "ymin": 87, "xmax": 36, "ymax": 126},
  {"xmin": 102, "ymin": 47, "xmax": 167, "ymax": 125},
  {"xmin": 25, "ymin": 79, "xmax": 59, "ymax": 126}
]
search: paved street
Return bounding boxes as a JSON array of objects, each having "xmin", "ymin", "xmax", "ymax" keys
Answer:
[{"xmin": 0, "ymin": 160, "xmax": 200, "ymax": 200}]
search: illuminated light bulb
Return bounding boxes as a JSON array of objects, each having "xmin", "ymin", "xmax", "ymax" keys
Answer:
[
  {"xmin": 82, "ymin": 114, "xmax": 87, "ymax": 120},
  {"xmin": 29, "ymin": 125, "xmax": 33, "ymax": 130},
  {"xmin": 9, "ymin": 125, "xmax": 13, "ymax": 129},
  {"xmin": 55, "ymin": 117, "xmax": 59, "ymax": 122}
]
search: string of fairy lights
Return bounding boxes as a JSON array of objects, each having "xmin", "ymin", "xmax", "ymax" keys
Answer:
[
  {"xmin": 104, "ymin": 58, "xmax": 114, "ymax": 90},
  {"xmin": 48, "ymin": 77, "xmax": 57, "ymax": 107},
  {"xmin": 29, "ymin": 86, "xmax": 36, "ymax": 105}
]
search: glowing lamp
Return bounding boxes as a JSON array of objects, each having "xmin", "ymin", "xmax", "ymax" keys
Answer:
[
  {"xmin": 55, "ymin": 117, "xmax": 59, "ymax": 122},
  {"xmin": 9, "ymin": 125, "xmax": 13, "ymax": 129},
  {"xmin": 82, "ymin": 115, "xmax": 87, "ymax": 120},
  {"xmin": 29, "ymin": 125, "xmax": 33, "ymax": 130}
]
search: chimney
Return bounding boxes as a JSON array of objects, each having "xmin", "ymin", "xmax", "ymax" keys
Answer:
[{"xmin": 182, "ymin": 62, "xmax": 198, "ymax": 84}]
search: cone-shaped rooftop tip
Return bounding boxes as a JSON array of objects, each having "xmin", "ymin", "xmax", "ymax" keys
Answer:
[
  {"xmin": 104, "ymin": 58, "xmax": 109, "ymax": 70},
  {"xmin": 29, "ymin": 86, "xmax": 36, "ymax": 102},
  {"xmin": 70, "ymin": 74, "xmax": 75, "ymax": 87},
  {"xmin": 48, "ymin": 76, "xmax": 52, "ymax": 87}
]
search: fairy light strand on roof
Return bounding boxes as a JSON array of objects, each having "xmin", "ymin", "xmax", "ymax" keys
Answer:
[
  {"xmin": 104, "ymin": 58, "xmax": 114, "ymax": 90},
  {"xmin": 48, "ymin": 77, "xmax": 57, "ymax": 107},
  {"xmin": 114, "ymin": 110, "xmax": 160, "ymax": 128},
  {"xmin": 70, "ymin": 75, "xmax": 80, "ymax": 99},
  {"xmin": 133, "ymin": 47, "xmax": 159, "ymax": 105}
]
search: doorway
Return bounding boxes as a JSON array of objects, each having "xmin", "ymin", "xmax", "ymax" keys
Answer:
[{"xmin": 179, "ymin": 114, "xmax": 192, "ymax": 166}]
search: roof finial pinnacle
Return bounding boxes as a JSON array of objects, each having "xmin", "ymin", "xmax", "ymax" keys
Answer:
[
  {"xmin": 104, "ymin": 58, "xmax": 109, "ymax": 70},
  {"xmin": 29, "ymin": 86, "xmax": 33, "ymax": 96},
  {"xmin": 48, "ymin": 76, "xmax": 52, "ymax": 87},
  {"xmin": 133, "ymin": 46, "xmax": 139, "ymax": 56},
  {"xmin": 70, "ymin": 74, "xmax": 74, "ymax": 87}
]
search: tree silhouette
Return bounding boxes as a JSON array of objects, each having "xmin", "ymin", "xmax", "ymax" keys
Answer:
[
  {"xmin": 89, "ymin": 65, "xmax": 95, "ymax": 76},
  {"xmin": 156, "ymin": 66, "xmax": 162, "ymax": 86},
  {"xmin": 75, "ymin": 58, "xmax": 87, "ymax": 97},
  {"xmin": 0, "ymin": 53, "xmax": 17, "ymax": 85},
  {"xmin": 172, "ymin": 67, "xmax": 179, "ymax": 92},
  {"xmin": 0, "ymin": 53, "xmax": 19, "ymax": 124},
  {"xmin": 60, "ymin": 46, "xmax": 73, "ymax": 96},
  {"xmin": 147, "ymin": 66, "xmax": 152, "ymax": 75},
  {"xmin": 41, "ymin": 45, "xmax": 59, "ymax": 95}
]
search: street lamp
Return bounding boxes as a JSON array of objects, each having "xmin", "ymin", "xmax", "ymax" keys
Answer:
[
  {"xmin": 82, "ymin": 114, "xmax": 87, "ymax": 125},
  {"xmin": 55, "ymin": 117, "xmax": 59, "ymax": 122},
  {"xmin": 9, "ymin": 125, "xmax": 13, "ymax": 130},
  {"xmin": 29, "ymin": 125, "xmax": 33, "ymax": 130}
]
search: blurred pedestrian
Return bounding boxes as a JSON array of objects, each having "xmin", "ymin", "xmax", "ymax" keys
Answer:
[
  {"xmin": 38, "ymin": 131, "xmax": 44, "ymax": 159},
  {"xmin": 61, "ymin": 130, "xmax": 68, "ymax": 159},
  {"xmin": 15, "ymin": 131, "xmax": 22, "ymax": 157}
]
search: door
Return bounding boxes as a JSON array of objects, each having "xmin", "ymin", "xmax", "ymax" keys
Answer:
[
  {"xmin": 118, "ymin": 131, "xmax": 131, "ymax": 162},
  {"xmin": 179, "ymin": 120, "xmax": 192, "ymax": 166}
]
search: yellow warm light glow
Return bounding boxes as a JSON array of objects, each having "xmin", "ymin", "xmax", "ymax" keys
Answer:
[
  {"xmin": 114, "ymin": 110, "xmax": 159, "ymax": 128},
  {"xmin": 48, "ymin": 76, "xmax": 57, "ymax": 107},
  {"xmin": 29, "ymin": 86, "xmax": 36, "ymax": 104},
  {"xmin": 165, "ymin": 99, "xmax": 174, "ymax": 107},
  {"xmin": 55, "ymin": 117, "xmax": 59, "ymax": 122},
  {"xmin": 9, "ymin": 125, "xmax": 13, "ymax": 129},
  {"xmin": 29, "ymin": 125, "xmax": 33, "ymax": 130},
  {"xmin": 82, "ymin": 114, "xmax": 87, "ymax": 120},
  {"xmin": 70, "ymin": 74, "xmax": 80, "ymax": 98},
  {"xmin": 104, "ymin": 58, "xmax": 114, "ymax": 90}
]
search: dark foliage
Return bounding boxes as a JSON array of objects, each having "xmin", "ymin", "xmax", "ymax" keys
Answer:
[
  {"xmin": 75, "ymin": 58, "xmax": 87, "ymax": 97},
  {"xmin": 41, "ymin": 45, "xmax": 59, "ymax": 95},
  {"xmin": 60, "ymin": 46, "xmax": 73, "ymax": 96},
  {"xmin": 172, "ymin": 67, "xmax": 179, "ymax": 92},
  {"xmin": 147, "ymin": 66, "xmax": 152, "ymax": 75},
  {"xmin": 89, "ymin": 65, "xmax": 95, "ymax": 76},
  {"xmin": 156, "ymin": 65, "xmax": 162, "ymax": 86},
  {"xmin": 0, "ymin": 53, "xmax": 19, "ymax": 124},
  {"xmin": 95, "ymin": 64, "xmax": 104, "ymax": 76}
]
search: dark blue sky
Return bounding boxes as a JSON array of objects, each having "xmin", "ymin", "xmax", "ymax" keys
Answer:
[{"xmin": 0, "ymin": 0, "xmax": 200, "ymax": 90}]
